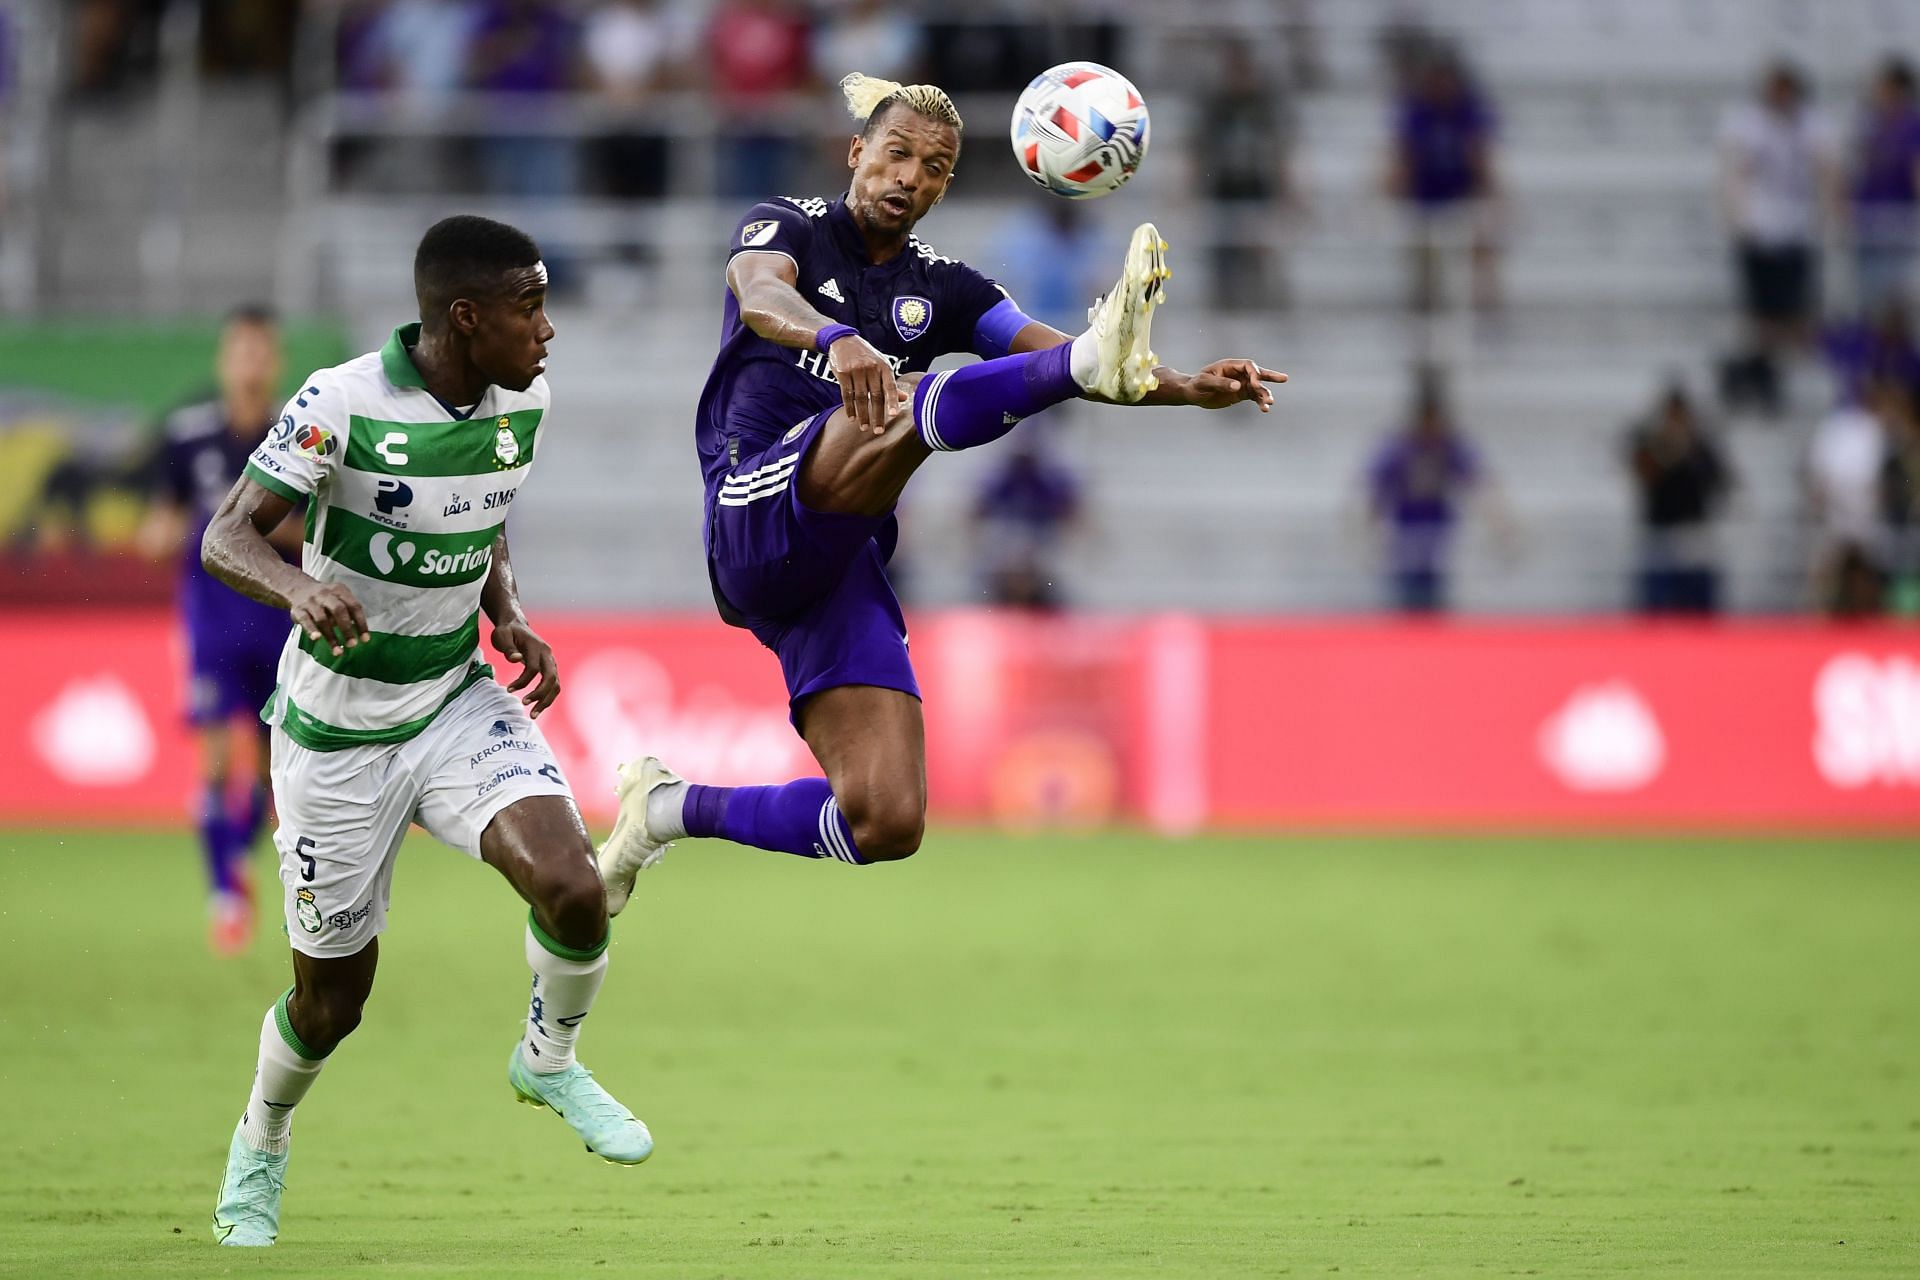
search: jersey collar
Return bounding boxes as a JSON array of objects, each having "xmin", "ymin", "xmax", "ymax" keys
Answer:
[{"xmin": 381, "ymin": 323, "xmax": 429, "ymax": 389}]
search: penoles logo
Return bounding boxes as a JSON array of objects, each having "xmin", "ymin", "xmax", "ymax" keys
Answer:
[{"xmin": 892, "ymin": 295, "xmax": 932, "ymax": 342}]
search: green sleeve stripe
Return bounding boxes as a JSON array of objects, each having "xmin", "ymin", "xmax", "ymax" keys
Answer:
[
  {"xmin": 300, "ymin": 611, "xmax": 479, "ymax": 685},
  {"xmin": 528, "ymin": 910, "xmax": 610, "ymax": 962},
  {"xmin": 244, "ymin": 462, "xmax": 305, "ymax": 503},
  {"xmin": 319, "ymin": 507, "xmax": 502, "ymax": 588},
  {"xmin": 274, "ymin": 665, "xmax": 491, "ymax": 751},
  {"xmin": 274, "ymin": 987, "xmax": 330, "ymax": 1060},
  {"xmin": 344, "ymin": 408, "xmax": 541, "ymax": 477}
]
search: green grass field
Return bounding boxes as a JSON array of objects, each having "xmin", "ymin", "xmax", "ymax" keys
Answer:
[{"xmin": 1, "ymin": 828, "xmax": 1915, "ymax": 1278}]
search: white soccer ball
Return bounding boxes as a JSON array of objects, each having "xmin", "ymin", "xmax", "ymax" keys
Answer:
[{"xmin": 1009, "ymin": 61, "xmax": 1150, "ymax": 200}]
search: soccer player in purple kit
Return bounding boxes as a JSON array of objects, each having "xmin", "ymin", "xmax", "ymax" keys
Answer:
[
  {"xmin": 596, "ymin": 73, "xmax": 1285, "ymax": 899},
  {"xmin": 138, "ymin": 305, "xmax": 298, "ymax": 953}
]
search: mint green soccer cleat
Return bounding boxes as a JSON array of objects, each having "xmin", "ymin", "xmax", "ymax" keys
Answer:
[
  {"xmin": 507, "ymin": 1046, "xmax": 654, "ymax": 1165},
  {"xmin": 211, "ymin": 1125, "xmax": 287, "ymax": 1247}
]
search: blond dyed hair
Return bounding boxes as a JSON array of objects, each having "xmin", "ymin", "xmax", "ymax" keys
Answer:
[{"xmin": 840, "ymin": 72, "xmax": 963, "ymax": 134}]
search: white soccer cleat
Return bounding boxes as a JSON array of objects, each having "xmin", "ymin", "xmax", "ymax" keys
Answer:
[
  {"xmin": 596, "ymin": 756, "xmax": 680, "ymax": 917},
  {"xmin": 1084, "ymin": 222, "xmax": 1170, "ymax": 403}
]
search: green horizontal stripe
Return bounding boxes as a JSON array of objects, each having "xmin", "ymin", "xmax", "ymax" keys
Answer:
[
  {"xmin": 301, "ymin": 610, "xmax": 479, "ymax": 685},
  {"xmin": 344, "ymin": 408, "xmax": 541, "ymax": 477},
  {"xmin": 268, "ymin": 665, "xmax": 491, "ymax": 751},
  {"xmin": 244, "ymin": 461, "xmax": 304, "ymax": 503},
  {"xmin": 320, "ymin": 508, "xmax": 501, "ymax": 587}
]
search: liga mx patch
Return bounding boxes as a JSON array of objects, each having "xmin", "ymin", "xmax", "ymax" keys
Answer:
[
  {"xmin": 893, "ymin": 295, "xmax": 932, "ymax": 342},
  {"xmin": 740, "ymin": 219, "xmax": 779, "ymax": 248},
  {"xmin": 295, "ymin": 422, "xmax": 335, "ymax": 456}
]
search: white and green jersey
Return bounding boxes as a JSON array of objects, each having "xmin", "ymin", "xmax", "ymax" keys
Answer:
[{"xmin": 243, "ymin": 323, "xmax": 547, "ymax": 751}]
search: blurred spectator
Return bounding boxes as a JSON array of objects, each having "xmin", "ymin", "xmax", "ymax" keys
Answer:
[
  {"xmin": 707, "ymin": 0, "xmax": 815, "ymax": 200},
  {"xmin": 338, "ymin": 0, "xmax": 479, "ymax": 96},
  {"xmin": 996, "ymin": 201, "xmax": 1108, "ymax": 331},
  {"xmin": 1718, "ymin": 62, "xmax": 1842, "ymax": 414},
  {"xmin": 811, "ymin": 0, "xmax": 921, "ymax": 86},
  {"xmin": 468, "ymin": 0, "xmax": 582, "ymax": 197},
  {"xmin": 1195, "ymin": 44, "xmax": 1298, "ymax": 312},
  {"xmin": 69, "ymin": 0, "xmax": 165, "ymax": 98},
  {"xmin": 1625, "ymin": 384, "xmax": 1734, "ymax": 614},
  {"xmin": 1807, "ymin": 375, "xmax": 1893, "ymax": 614},
  {"xmin": 1386, "ymin": 46, "xmax": 1500, "ymax": 313},
  {"xmin": 1365, "ymin": 370, "xmax": 1506, "ymax": 613},
  {"xmin": 1876, "ymin": 379, "xmax": 1920, "ymax": 612},
  {"xmin": 197, "ymin": 0, "xmax": 297, "ymax": 83},
  {"xmin": 583, "ymin": 0, "xmax": 679, "ymax": 198},
  {"xmin": 971, "ymin": 432, "xmax": 1081, "ymax": 611},
  {"xmin": 1848, "ymin": 57, "xmax": 1920, "ymax": 314},
  {"xmin": 1822, "ymin": 298, "xmax": 1920, "ymax": 404}
]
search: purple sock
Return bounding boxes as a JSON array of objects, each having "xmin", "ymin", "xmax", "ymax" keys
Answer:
[
  {"xmin": 914, "ymin": 343, "xmax": 1079, "ymax": 452},
  {"xmin": 231, "ymin": 780, "xmax": 269, "ymax": 849},
  {"xmin": 683, "ymin": 779, "xmax": 865, "ymax": 863},
  {"xmin": 198, "ymin": 785, "xmax": 237, "ymax": 895}
]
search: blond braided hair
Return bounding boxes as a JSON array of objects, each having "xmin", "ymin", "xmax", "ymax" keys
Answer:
[{"xmin": 840, "ymin": 72, "xmax": 963, "ymax": 134}]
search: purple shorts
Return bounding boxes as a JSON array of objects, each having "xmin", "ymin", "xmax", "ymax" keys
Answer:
[
  {"xmin": 706, "ymin": 409, "xmax": 919, "ymax": 716},
  {"xmin": 185, "ymin": 621, "xmax": 284, "ymax": 726}
]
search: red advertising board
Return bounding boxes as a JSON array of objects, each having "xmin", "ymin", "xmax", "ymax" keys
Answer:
[{"xmin": 2, "ymin": 609, "xmax": 1914, "ymax": 831}]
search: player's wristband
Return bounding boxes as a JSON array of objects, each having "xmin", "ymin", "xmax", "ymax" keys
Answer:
[{"xmin": 814, "ymin": 323, "xmax": 859, "ymax": 352}]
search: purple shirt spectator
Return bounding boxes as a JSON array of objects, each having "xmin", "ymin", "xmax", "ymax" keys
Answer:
[
  {"xmin": 470, "ymin": 0, "xmax": 577, "ymax": 93},
  {"xmin": 1394, "ymin": 65, "xmax": 1495, "ymax": 208},
  {"xmin": 1369, "ymin": 425, "xmax": 1480, "ymax": 572},
  {"xmin": 1852, "ymin": 105, "xmax": 1920, "ymax": 208}
]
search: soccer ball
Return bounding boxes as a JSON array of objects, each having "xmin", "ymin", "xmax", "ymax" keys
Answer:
[{"xmin": 1009, "ymin": 62, "xmax": 1150, "ymax": 200}]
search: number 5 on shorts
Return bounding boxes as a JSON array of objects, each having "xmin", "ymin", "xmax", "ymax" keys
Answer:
[{"xmin": 295, "ymin": 836, "xmax": 317, "ymax": 883}]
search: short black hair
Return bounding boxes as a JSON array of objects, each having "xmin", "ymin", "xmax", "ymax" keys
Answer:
[
  {"xmin": 223, "ymin": 302, "xmax": 278, "ymax": 329},
  {"xmin": 1882, "ymin": 57, "xmax": 1916, "ymax": 97},
  {"xmin": 413, "ymin": 215, "xmax": 542, "ymax": 316}
]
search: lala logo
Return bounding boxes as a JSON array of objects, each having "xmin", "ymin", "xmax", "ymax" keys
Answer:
[{"xmin": 893, "ymin": 295, "xmax": 932, "ymax": 342}]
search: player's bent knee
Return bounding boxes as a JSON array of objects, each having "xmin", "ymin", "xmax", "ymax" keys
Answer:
[
  {"xmin": 292, "ymin": 987, "xmax": 367, "ymax": 1053},
  {"xmin": 529, "ymin": 856, "xmax": 608, "ymax": 949},
  {"xmin": 846, "ymin": 801, "xmax": 925, "ymax": 862}
]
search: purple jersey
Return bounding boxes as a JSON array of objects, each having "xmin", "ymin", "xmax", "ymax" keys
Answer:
[
  {"xmin": 1396, "ymin": 93, "xmax": 1495, "ymax": 206},
  {"xmin": 1369, "ymin": 429, "xmax": 1480, "ymax": 571},
  {"xmin": 694, "ymin": 196, "xmax": 1015, "ymax": 487},
  {"xmin": 1853, "ymin": 105, "xmax": 1920, "ymax": 207},
  {"xmin": 157, "ymin": 401, "xmax": 292, "ymax": 644}
]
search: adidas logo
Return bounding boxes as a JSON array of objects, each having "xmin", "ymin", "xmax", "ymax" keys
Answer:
[{"xmin": 817, "ymin": 279, "xmax": 845, "ymax": 304}]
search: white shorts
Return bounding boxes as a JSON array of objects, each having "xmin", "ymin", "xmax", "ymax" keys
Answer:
[{"xmin": 269, "ymin": 677, "xmax": 573, "ymax": 958}]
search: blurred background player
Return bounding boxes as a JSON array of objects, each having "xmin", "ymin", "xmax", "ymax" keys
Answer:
[{"xmin": 137, "ymin": 305, "xmax": 296, "ymax": 954}]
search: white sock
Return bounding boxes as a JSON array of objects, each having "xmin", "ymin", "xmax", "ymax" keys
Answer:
[
  {"xmin": 521, "ymin": 920, "xmax": 609, "ymax": 1074},
  {"xmin": 645, "ymin": 780, "xmax": 690, "ymax": 841},
  {"xmin": 1069, "ymin": 330, "xmax": 1099, "ymax": 391},
  {"xmin": 238, "ymin": 993, "xmax": 326, "ymax": 1155}
]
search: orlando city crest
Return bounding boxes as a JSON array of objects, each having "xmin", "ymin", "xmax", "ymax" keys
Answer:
[
  {"xmin": 493, "ymin": 416, "xmax": 519, "ymax": 468},
  {"xmin": 893, "ymin": 295, "xmax": 932, "ymax": 342}
]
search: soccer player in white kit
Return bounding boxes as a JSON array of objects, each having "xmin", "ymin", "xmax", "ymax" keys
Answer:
[{"xmin": 201, "ymin": 216, "xmax": 650, "ymax": 1248}]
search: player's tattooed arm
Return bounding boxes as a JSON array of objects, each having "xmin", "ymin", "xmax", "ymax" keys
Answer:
[
  {"xmin": 480, "ymin": 530, "xmax": 560, "ymax": 717},
  {"xmin": 203, "ymin": 477, "xmax": 370, "ymax": 655},
  {"xmin": 728, "ymin": 251, "xmax": 901, "ymax": 435},
  {"xmin": 1008, "ymin": 321, "xmax": 1287, "ymax": 412}
]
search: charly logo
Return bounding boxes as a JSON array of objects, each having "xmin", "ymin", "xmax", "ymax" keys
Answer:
[
  {"xmin": 494, "ymin": 417, "xmax": 519, "ymax": 469},
  {"xmin": 373, "ymin": 478, "xmax": 413, "ymax": 521},
  {"xmin": 374, "ymin": 431, "xmax": 409, "ymax": 467},
  {"xmin": 368, "ymin": 530, "xmax": 417, "ymax": 575},
  {"xmin": 295, "ymin": 887, "xmax": 323, "ymax": 934},
  {"xmin": 893, "ymin": 295, "xmax": 932, "ymax": 341},
  {"xmin": 740, "ymin": 219, "xmax": 779, "ymax": 248}
]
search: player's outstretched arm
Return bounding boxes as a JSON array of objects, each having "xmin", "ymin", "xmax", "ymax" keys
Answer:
[
  {"xmin": 480, "ymin": 530, "xmax": 560, "ymax": 718},
  {"xmin": 1009, "ymin": 321, "xmax": 1287, "ymax": 412},
  {"xmin": 728, "ymin": 252, "xmax": 901, "ymax": 435},
  {"xmin": 202, "ymin": 476, "xmax": 368, "ymax": 656}
]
